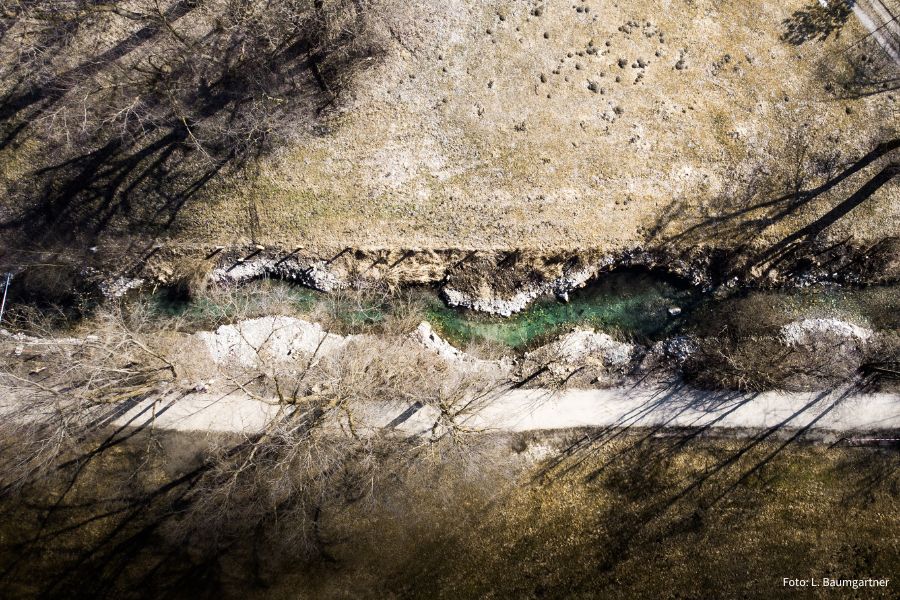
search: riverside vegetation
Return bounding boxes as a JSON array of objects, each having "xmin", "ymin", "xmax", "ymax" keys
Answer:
[
  {"xmin": 0, "ymin": 265, "xmax": 898, "ymax": 599},
  {"xmin": 0, "ymin": 0, "xmax": 898, "ymax": 598}
]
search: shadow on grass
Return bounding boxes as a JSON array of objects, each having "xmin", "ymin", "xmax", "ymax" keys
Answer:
[
  {"xmin": 0, "ymin": 378, "xmax": 897, "ymax": 598},
  {"xmin": 781, "ymin": 1, "xmax": 853, "ymax": 46},
  {"xmin": 0, "ymin": 399, "xmax": 359, "ymax": 599},
  {"xmin": 0, "ymin": 0, "xmax": 381, "ymax": 274},
  {"xmin": 523, "ymin": 378, "xmax": 898, "ymax": 583},
  {"xmin": 646, "ymin": 135, "xmax": 899, "ymax": 284}
]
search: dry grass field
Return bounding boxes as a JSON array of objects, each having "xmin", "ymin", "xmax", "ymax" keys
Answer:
[
  {"xmin": 1, "ymin": 0, "xmax": 897, "ymax": 263},
  {"xmin": 174, "ymin": 0, "xmax": 899, "ymax": 252},
  {"xmin": 0, "ymin": 427, "xmax": 896, "ymax": 599}
]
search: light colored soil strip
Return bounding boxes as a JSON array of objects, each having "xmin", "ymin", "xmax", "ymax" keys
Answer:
[{"xmin": 110, "ymin": 385, "xmax": 900, "ymax": 435}]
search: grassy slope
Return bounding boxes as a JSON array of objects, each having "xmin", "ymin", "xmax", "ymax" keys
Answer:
[{"xmin": 171, "ymin": 0, "xmax": 898, "ymax": 252}]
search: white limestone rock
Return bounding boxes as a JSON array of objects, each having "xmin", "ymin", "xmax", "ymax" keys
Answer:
[
  {"xmin": 781, "ymin": 318, "xmax": 873, "ymax": 347},
  {"xmin": 196, "ymin": 316, "xmax": 348, "ymax": 367},
  {"xmin": 551, "ymin": 328, "xmax": 637, "ymax": 367}
]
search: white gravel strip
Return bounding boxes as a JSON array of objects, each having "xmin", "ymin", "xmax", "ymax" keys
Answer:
[{"xmin": 110, "ymin": 385, "xmax": 899, "ymax": 435}]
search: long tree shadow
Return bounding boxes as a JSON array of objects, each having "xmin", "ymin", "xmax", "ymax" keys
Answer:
[
  {"xmin": 754, "ymin": 160, "xmax": 900, "ymax": 269},
  {"xmin": 656, "ymin": 139, "xmax": 898, "ymax": 247},
  {"xmin": 532, "ymin": 381, "xmax": 887, "ymax": 584},
  {"xmin": 647, "ymin": 137, "xmax": 899, "ymax": 282},
  {"xmin": 0, "ymin": 402, "xmax": 357, "ymax": 599},
  {"xmin": 0, "ymin": 1, "xmax": 198, "ymax": 140},
  {"xmin": 0, "ymin": 0, "xmax": 383, "ymax": 265}
]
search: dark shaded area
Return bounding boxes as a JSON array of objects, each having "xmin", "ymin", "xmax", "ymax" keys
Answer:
[
  {"xmin": 646, "ymin": 135, "xmax": 900, "ymax": 285},
  {"xmin": 0, "ymin": 405, "xmax": 387, "ymax": 599},
  {"xmin": 782, "ymin": 0, "xmax": 853, "ymax": 45},
  {"xmin": 0, "ymin": 0, "xmax": 382, "ymax": 268}
]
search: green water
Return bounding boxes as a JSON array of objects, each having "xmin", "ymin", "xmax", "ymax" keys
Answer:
[
  {"xmin": 148, "ymin": 285, "xmax": 321, "ymax": 323},
  {"xmin": 422, "ymin": 272, "xmax": 697, "ymax": 348},
  {"xmin": 147, "ymin": 271, "xmax": 697, "ymax": 349},
  {"xmin": 146, "ymin": 275, "xmax": 897, "ymax": 351},
  {"xmin": 148, "ymin": 284, "xmax": 409, "ymax": 331}
]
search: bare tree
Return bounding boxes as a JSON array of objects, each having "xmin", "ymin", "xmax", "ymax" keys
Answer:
[
  {"xmin": 0, "ymin": 305, "xmax": 176, "ymax": 493},
  {"xmin": 0, "ymin": 299, "xmax": 506, "ymax": 565}
]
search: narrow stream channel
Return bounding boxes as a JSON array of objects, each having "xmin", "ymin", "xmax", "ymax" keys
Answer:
[
  {"xmin": 423, "ymin": 271, "xmax": 698, "ymax": 347},
  {"xmin": 148, "ymin": 271, "xmax": 897, "ymax": 350}
]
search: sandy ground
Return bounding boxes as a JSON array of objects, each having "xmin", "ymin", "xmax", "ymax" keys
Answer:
[{"xmin": 106, "ymin": 384, "xmax": 900, "ymax": 435}]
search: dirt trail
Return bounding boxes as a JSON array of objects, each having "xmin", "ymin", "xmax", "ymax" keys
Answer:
[
  {"xmin": 108, "ymin": 384, "xmax": 899, "ymax": 436},
  {"xmin": 847, "ymin": 0, "xmax": 900, "ymax": 64}
]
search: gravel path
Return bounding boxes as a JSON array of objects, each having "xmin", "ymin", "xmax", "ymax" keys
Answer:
[
  {"xmin": 841, "ymin": 0, "xmax": 900, "ymax": 64},
  {"xmin": 110, "ymin": 384, "xmax": 900, "ymax": 436}
]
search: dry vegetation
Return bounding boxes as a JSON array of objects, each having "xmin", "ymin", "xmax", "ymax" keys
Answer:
[
  {"xmin": 0, "ymin": 2, "xmax": 897, "ymax": 593},
  {"xmin": 0, "ymin": 307, "xmax": 176, "ymax": 493},
  {"xmin": 0, "ymin": 0, "xmax": 393, "ymax": 255},
  {"xmin": 0, "ymin": 425, "xmax": 896, "ymax": 599},
  {"xmin": 684, "ymin": 334, "xmax": 862, "ymax": 392},
  {"xmin": 170, "ymin": 0, "xmax": 898, "ymax": 254},
  {"xmin": 1, "ymin": 0, "xmax": 896, "ymax": 280},
  {"xmin": 0, "ymin": 296, "xmax": 507, "ymax": 550},
  {"xmin": 0, "ymin": 278, "xmax": 897, "ymax": 597}
]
